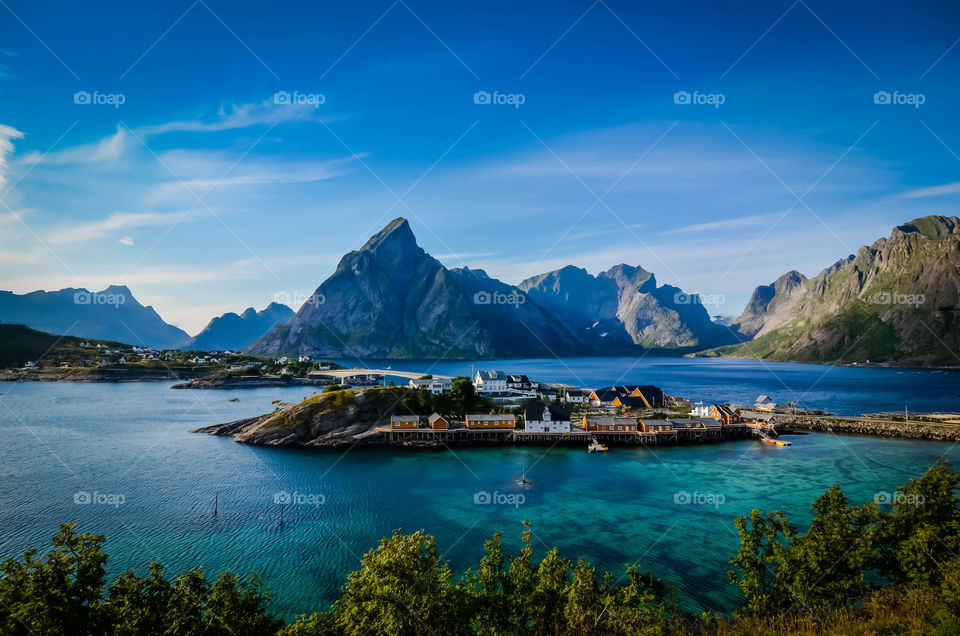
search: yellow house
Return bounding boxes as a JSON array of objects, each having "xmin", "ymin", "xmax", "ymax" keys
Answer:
[
  {"xmin": 466, "ymin": 414, "xmax": 516, "ymax": 429},
  {"xmin": 427, "ymin": 413, "xmax": 449, "ymax": 430},
  {"xmin": 390, "ymin": 415, "xmax": 420, "ymax": 430},
  {"xmin": 583, "ymin": 416, "xmax": 637, "ymax": 432},
  {"xmin": 639, "ymin": 419, "xmax": 675, "ymax": 434}
]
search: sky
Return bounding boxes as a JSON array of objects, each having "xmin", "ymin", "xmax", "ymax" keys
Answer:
[{"xmin": 0, "ymin": 0, "xmax": 958, "ymax": 333}]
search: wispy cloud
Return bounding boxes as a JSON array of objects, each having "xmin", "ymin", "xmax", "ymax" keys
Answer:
[
  {"xmin": 20, "ymin": 126, "xmax": 131, "ymax": 167},
  {"xmin": 145, "ymin": 153, "xmax": 361, "ymax": 202},
  {"xmin": 899, "ymin": 181, "xmax": 960, "ymax": 200},
  {"xmin": 665, "ymin": 213, "xmax": 779, "ymax": 234},
  {"xmin": 138, "ymin": 99, "xmax": 336, "ymax": 137},
  {"xmin": 0, "ymin": 124, "xmax": 25, "ymax": 190},
  {"xmin": 46, "ymin": 210, "xmax": 192, "ymax": 244}
]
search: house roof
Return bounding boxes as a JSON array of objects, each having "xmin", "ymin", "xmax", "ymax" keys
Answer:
[
  {"xmin": 506, "ymin": 374, "xmax": 531, "ymax": 383},
  {"xmin": 584, "ymin": 416, "xmax": 637, "ymax": 427},
  {"xmin": 639, "ymin": 418, "xmax": 674, "ymax": 430},
  {"xmin": 390, "ymin": 414, "xmax": 420, "ymax": 423},
  {"xmin": 428, "ymin": 413, "xmax": 447, "ymax": 424},
  {"xmin": 524, "ymin": 403, "xmax": 570, "ymax": 422},
  {"xmin": 591, "ymin": 389, "xmax": 620, "ymax": 402},
  {"xmin": 467, "ymin": 413, "xmax": 516, "ymax": 421},
  {"xmin": 613, "ymin": 396, "xmax": 649, "ymax": 408},
  {"xmin": 476, "ymin": 370, "xmax": 506, "ymax": 381}
]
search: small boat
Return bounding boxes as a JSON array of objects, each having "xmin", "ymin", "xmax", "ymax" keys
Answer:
[
  {"xmin": 587, "ymin": 440, "xmax": 608, "ymax": 453},
  {"xmin": 775, "ymin": 440, "xmax": 792, "ymax": 446},
  {"xmin": 228, "ymin": 397, "xmax": 239, "ymax": 402},
  {"xmin": 517, "ymin": 466, "xmax": 531, "ymax": 486}
]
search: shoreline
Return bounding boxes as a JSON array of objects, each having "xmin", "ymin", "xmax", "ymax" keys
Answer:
[{"xmin": 781, "ymin": 414, "xmax": 960, "ymax": 442}]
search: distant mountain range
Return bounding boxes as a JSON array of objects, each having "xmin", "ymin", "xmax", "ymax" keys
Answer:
[
  {"xmin": 184, "ymin": 303, "xmax": 294, "ymax": 351},
  {"xmin": 248, "ymin": 218, "xmax": 735, "ymax": 358},
  {"xmin": 706, "ymin": 215, "xmax": 960, "ymax": 366},
  {"xmin": 3, "ymin": 215, "xmax": 958, "ymax": 365},
  {"xmin": 0, "ymin": 285, "xmax": 189, "ymax": 349}
]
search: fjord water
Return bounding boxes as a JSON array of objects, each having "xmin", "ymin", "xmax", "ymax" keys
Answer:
[{"xmin": 1, "ymin": 358, "xmax": 959, "ymax": 619}]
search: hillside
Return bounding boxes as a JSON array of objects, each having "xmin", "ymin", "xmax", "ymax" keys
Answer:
[{"xmin": 706, "ymin": 215, "xmax": 960, "ymax": 366}]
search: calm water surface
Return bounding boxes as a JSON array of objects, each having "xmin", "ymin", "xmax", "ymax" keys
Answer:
[{"xmin": 1, "ymin": 358, "xmax": 959, "ymax": 619}]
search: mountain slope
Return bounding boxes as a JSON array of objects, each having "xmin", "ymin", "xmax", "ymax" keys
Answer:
[
  {"xmin": 249, "ymin": 218, "xmax": 591, "ymax": 359},
  {"xmin": 0, "ymin": 285, "xmax": 189, "ymax": 349},
  {"xmin": 707, "ymin": 215, "xmax": 960, "ymax": 365},
  {"xmin": 734, "ymin": 270, "xmax": 808, "ymax": 339},
  {"xmin": 517, "ymin": 264, "xmax": 738, "ymax": 349},
  {"xmin": 184, "ymin": 303, "xmax": 294, "ymax": 351}
]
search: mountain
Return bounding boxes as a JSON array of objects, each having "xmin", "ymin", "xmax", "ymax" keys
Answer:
[
  {"xmin": 183, "ymin": 303, "xmax": 293, "ymax": 351},
  {"xmin": 250, "ymin": 218, "xmax": 738, "ymax": 359},
  {"xmin": 707, "ymin": 215, "xmax": 960, "ymax": 365},
  {"xmin": 0, "ymin": 285, "xmax": 189, "ymax": 349},
  {"xmin": 249, "ymin": 218, "xmax": 590, "ymax": 359},
  {"xmin": 734, "ymin": 270, "xmax": 807, "ymax": 339},
  {"xmin": 518, "ymin": 264, "xmax": 738, "ymax": 349}
]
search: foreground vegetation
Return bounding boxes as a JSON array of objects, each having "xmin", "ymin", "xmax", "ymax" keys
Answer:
[{"xmin": 2, "ymin": 461, "xmax": 959, "ymax": 634}]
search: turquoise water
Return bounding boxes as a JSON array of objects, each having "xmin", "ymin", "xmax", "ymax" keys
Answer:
[{"xmin": 1, "ymin": 359, "xmax": 959, "ymax": 620}]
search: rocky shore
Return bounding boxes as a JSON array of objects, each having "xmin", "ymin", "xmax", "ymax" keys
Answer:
[
  {"xmin": 172, "ymin": 376, "xmax": 335, "ymax": 390},
  {"xmin": 782, "ymin": 414, "xmax": 960, "ymax": 442},
  {"xmin": 0, "ymin": 368, "xmax": 207, "ymax": 382}
]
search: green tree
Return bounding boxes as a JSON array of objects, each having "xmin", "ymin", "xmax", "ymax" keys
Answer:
[
  {"xmin": 728, "ymin": 510, "xmax": 796, "ymax": 618},
  {"xmin": 331, "ymin": 530, "xmax": 468, "ymax": 635},
  {"xmin": 0, "ymin": 522, "xmax": 107, "ymax": 635}
]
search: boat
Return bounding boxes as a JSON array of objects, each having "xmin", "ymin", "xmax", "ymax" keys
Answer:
[
  {"xmin": 763, "ymin": 438, "xmax": 792, "ymax": 446},
  {"xmin": 587, "ymin": 439, "xmax": 608, "ymax": 453}
]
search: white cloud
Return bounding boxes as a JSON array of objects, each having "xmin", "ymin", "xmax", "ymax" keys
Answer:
[
  {"xmin": 665, "ymin": 213, "xmax": 780, "ymax": 234},
  {"xmin": 46, "ymin": 210, "xmax": 192, "ymax": 244},
  {"xmin": 20, "ymin": 126, "xmax": 131, "ymax": 167},
  {"xmin": 118, "ymin": 236, "xmax": 134, "ymax": 246},
  {"xmin": 900, "ymin": 181, "xmax": 960, "ymax": 199},
  {"xmin": 0, "ymin": 123, "xmax": 25, "ymax": 190},
  {"xmin": 145, "ymin": 153, "xmax": 361, "ymax": 202},
  {"xmin": 138, "ymin": 99, "xmax": 337, "ymax": 137}
]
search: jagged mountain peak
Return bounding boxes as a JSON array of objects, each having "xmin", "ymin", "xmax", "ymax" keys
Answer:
[
  {"xmin": 357, "ymin": 217, "xmax": 419, "ymax": 255},
  {"xmin": 895, "ymin": 215, "xmax": 959, "ymax": 240}
]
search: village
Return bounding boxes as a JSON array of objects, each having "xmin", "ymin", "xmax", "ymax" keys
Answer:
[{"xmin": 373, "ymin": 370, "xmax": 788, "ymax": 449}]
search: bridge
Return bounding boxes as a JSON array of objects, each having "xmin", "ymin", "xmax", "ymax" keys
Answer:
[{"xmin": 315, "ymin": 367, "xmax": 454, "ymax": 381}]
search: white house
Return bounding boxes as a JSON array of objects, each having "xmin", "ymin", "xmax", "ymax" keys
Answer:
[
  {"xmin": 278, "ymin": 356, "xmax": 290, "ymax": 364},
  {"xmin": 299, "ymin": 355, "xmax": 311, "ymax": 362},
  {"xmin": 524, "ymin": 404, "xmax": 571, "ymax": 433},
  {"xmin": 691, "ymin": 405, "xmax": 711, "ymax": 417},
  {"xmin": 563, "ymin": 388, "xmax": 591, "ymax": 403},
  {"xmin": 474, "ymin": 370, "xmax": 507, "ymax": 393},
  {"xmin": 408, "ymin": 377, "xmax": 453, "ymax": 395}
]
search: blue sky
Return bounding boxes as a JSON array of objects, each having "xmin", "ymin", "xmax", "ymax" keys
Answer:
[{"xmin": 1, "ymin": 0, "xmax": 958, "ymax": 332}]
